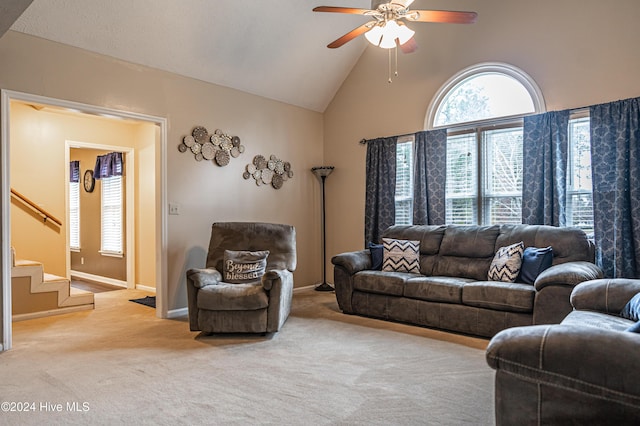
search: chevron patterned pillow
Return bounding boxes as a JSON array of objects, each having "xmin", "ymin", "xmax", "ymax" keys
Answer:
[
  {"xmin": 488, "ymin": 241, "xmax": 525, "ymax": 282},
  {"xmin": 382, "ymin": 238, "xmax": 420, "ymax": 274}
]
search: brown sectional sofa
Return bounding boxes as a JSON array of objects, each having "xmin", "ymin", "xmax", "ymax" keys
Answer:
[{"xmin": 331, "ymin": 224, "xmax": 603, "ymax": 338}]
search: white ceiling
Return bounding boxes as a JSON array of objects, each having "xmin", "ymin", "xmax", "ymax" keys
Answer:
[{"xmin": 9, "ymin": 0, "xmax": 373, "ymax": 112}]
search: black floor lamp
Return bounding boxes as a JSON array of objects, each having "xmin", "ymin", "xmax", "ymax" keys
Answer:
[{"xmin": 311, "ymin": 166, "xmax": 334, "ymax": 292}]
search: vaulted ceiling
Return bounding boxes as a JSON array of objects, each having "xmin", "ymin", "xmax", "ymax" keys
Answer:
[{"xmin": 7, "ymin": 0, "xmax": 372, "ymax": 112}]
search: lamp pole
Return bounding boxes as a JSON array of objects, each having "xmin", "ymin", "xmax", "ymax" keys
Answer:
[{"xmin": 311, "ymin": 166, "xmax": 334, "ymax": 291}]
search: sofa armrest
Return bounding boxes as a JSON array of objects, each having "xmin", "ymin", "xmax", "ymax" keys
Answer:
[
  {"xmin": 263, "ymin": 269, "xmax": 294, "ymax": 332},
  {"xmin": 186, "ymin": 268, "xmax": 222, "ymax": 288},
  {"xmin": 534, "ymin": 261, "xmax": 602, "ymax": 292},
  {"xmin": 571, "ymin": 278, "xmax": 640, "ymax": 314},
  {"xmin": 331, "ymin": 250, "xmax": 372, "ymax": 275},
  {"xmin": 486, "ymin": 324, "xmax": 640, "ymax": 405},
  {"xmin": 262, "ymin": 269, "xmax": 290, "ymax": 291}
]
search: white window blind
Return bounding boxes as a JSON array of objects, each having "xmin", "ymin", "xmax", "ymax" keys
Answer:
[
  {"xmin": 69, "ymin": 181, "xmax": 80, "ymax": 249},
  {"xmin": 446, "ymin": 133, "xmax": 477, "ymax": 224},
  {"xmin": 101, "ymin": 176, "xmax": 123, "ymax": 254},
  {"xmin": 567, "ymin": 117, "xmax": 594, "ymax": 234},
  {"xmin": 482, "ymin": 128, "xmax": 523, "ymax": 225},
  {"xmin": 395, "ymin": 139, "xmax": 414, "ymax": 225}
]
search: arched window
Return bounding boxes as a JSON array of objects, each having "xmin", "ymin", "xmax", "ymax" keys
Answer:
[
  {"xmin": 423, "ymin": 63, "xmax": 545, "ymax": 225},
  {"xmin": 426, "ymin": 62, "xmax": 544, "ymax": 129}
]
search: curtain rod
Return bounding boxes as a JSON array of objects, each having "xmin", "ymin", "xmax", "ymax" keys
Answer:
[{"xmin": 359, "ymin": 131, "xmax": 418, "ymax": 144}]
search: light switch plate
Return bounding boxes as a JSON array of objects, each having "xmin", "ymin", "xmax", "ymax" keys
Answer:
[{"xmin": 169, "ymin": 203, "xmax": 180, "ymax": 215}]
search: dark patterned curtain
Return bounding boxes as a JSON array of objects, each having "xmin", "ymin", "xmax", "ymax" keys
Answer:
[
  {"xmin": 521, "ymin": 111, "xmax": 570, "ymax": 226},
  {"xmin": 69, "ymin": 160, "xmax": 80, "ymax": 183},
  {"xmin": 413, "ymin": 129, "xmax": 447, "ymax": 225},
  {"xmin": 94, "ymin": 152, "xmax": 124, "ymax": 179},
  {"xmin": 590, "ymin": 97, "xmax": 640, "ymax": 278},
  {"xmin": 364, "ymin": 136, "xmax": 397, "ymax": 245}
]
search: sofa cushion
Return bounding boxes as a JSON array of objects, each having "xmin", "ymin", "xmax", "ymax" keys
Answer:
[
  {"xmin": 439, "ymin": 225, "xmax": 501, "ymax": 258},
  {"xmin": 488, "ymin": 242, "xmax": 524, "ymax": 282},
  {"xmin": 404, "ymin": 276, "xmax": 474, "ymax": 304},
  {"xmin": 562, "ymin": 310, "xmax": 633, "ymax": 331},
  {"xmin": 223, "ymin": 250, "xmax": 269, "ymax": 284},
  {"xmin": 496, "ymin": 224, "xmax": 594, "ymax": 265},
  {"xmin": 197, "ymin": 283, "xmax": 268, "ymax": 311},
  {"xmin": 517, "ymin": 246, "xmax": 553, "ymax": 284},
  {"xmin": 433, "ymin": 226, "xmax": 501, "ymax": 280},
  {"xmin": 382, "ymin": 238, "xmax": 420, "ymax": 274},
  {"xmin": 354, "ymin": 270, "xmax": 410, "ymax": 296},
  {"xmin": 462, "ymin": 281, "xmax": 535, "ymax": 313}
]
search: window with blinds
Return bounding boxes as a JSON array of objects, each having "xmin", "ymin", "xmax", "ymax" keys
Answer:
[
  {"xmin": 69, "ymin": 181, "xmax": 80, "ymax": 250},
  {"xmin": 101, "ymin": 175, "xmax": 123, "ymax": 255},
  {"xmin": 445, "ymin": 125, "xmax": 523, "ymax": 225},
  {"xmin": 395, "ymin": 138, "xmax": 414, "ymax": 225},
  {"xmin": 482, "ymin": 127, "xmax": 523, "ymax": 224},
  {"xmin": 446, "ymin": 133, "xmax": 477, "ymax": 224},
  {"xmin": 567, "ymin": 117, "xmax": 594, "ymax": 234}
]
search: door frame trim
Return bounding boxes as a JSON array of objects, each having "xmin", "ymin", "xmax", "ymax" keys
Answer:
[{"xmin": 1, "ymin": 89, "xmax": 168, "ymax": 351}]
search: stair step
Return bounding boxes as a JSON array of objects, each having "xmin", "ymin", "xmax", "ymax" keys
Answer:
[{"xmin": 43, "ymin": 272, "xmax": 68, "ymax": 283}]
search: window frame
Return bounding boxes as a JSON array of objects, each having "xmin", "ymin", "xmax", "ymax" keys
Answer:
[
  {"xmin": 69, "ymin": 180, "xmax": 80, "ymax": 251},
  {"xmin": 425, "ymin": 62, "xmax": 545, "ymax": 131},
  {"xmin": 566, "ymin": 112, "xmax": 594, "ymax": 234},
  {"xmin": 394, "ymin": 135, "xmax": 415, "ymax": 225},
  {"xmin": 100, "ymin": 175, "xmax": 124, "ymax": 256},
  {"xmin": 446, "ymin": 121, "xmax": 524, "ymax": 226}
]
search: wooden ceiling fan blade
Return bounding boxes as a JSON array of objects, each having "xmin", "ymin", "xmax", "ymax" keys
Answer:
[
  {"xmin": 399, "ymin": 37, "xmax": 418, "ymax": 54},
  {"xmin": 407, "ymin": 10, "xmax": 478, "ymax": 24},
  {"xmin": 327, "ymin": 22, "xmax": 374, "ymax": 48},
  {"xmin": 313, "ymin": 6, "xmax": 371, "ymax": 15}
]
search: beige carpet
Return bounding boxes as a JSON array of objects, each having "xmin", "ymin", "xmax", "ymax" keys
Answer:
[{"xmin": 2, "ymin": 288, "xmax": 494, "ymax": 425}]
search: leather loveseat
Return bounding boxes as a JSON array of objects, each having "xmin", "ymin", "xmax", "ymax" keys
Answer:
[
  {"xmin": 486, "ymin": 278, "xmax": 640, "ymax": 424},
  {"xmin": 331, "ymin": 224, "xmax": 602, "ymax": 338}
]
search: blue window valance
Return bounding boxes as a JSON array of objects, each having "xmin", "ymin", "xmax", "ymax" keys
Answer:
[
  {"xmin": 70, "ymin": 160, "xmax": 80, "ymax": 183},
  {"xmin": 94, "ymin": 152, "xmax": 123, "ymax": 179}
]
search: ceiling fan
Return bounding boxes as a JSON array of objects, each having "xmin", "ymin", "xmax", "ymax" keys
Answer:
[{"xmin": 313, "ymin": 0, "xmax": 477, "ymax": 53}]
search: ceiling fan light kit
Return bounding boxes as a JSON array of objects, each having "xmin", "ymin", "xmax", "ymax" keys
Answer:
[{"xmin": 313, "ymin": 1, "xmax": 477, "ymax": 82}]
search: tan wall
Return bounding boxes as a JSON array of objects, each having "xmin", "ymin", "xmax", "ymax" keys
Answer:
[
  {"xmin": 323, "ymin": 0, "xmax": 640, "ymax": 271},
  {"xmin": 69, "ymin": 147, "xmax": 126, "ymax": 281},
  {"xmin": 1, "ymin": 31, "xmax": 324, "ymax": 311}
]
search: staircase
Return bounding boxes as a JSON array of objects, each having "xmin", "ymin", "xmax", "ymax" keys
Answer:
[{"xmin": 11, "ymin": 248, "xmax": 95, "ymax": 321}]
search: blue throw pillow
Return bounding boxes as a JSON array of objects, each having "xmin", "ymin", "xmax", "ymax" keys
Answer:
[
  {"xmin": 621, "ymin": 292, "xmax": 640, "ymax": 322},
  {"xmin": 625, "ymin": 321, "xmax": 640, "ymax": 333},
  {"xmin": 517, "ymin": 246, "xmax": 553, "ymax": 285},
  {"xmin": 368, "ymin": 242, "xmax": 383, "ymax": 270}
]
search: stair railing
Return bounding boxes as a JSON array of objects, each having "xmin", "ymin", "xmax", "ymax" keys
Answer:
[{"xmin": 10, "ymin": 188, "xmax": 62, "ymax": 227}]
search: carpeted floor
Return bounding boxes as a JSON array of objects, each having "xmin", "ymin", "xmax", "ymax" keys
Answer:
[{"xmin": 2, "ymin": 288, "xmax": 494, "ymax": 425}]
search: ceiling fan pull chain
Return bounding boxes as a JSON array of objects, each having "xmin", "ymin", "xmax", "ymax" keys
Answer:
[
  {"xmin": 395, "ymin": 43, "xmax": 399, "ymax": 77},
  {"xmin": 388, "ymin": 48, "xmax": 392, "ymax": 83}
]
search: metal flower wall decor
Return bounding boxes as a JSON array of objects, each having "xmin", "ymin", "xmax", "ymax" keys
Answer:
[
  {"xmin": 179, "ymin": 126, "xmax": 245, "ymax": 166},
  {"xmin": 243, "ymin": 154, "xmax": 293, "ymax": 189}
]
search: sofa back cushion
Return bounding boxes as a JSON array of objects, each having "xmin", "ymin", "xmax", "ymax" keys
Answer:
[
  {"xmin": 495, "ymin": 224, "xmax": 594, "ymax": 265},
  {"xmin": 433, "ymin": 226, "xmax": 501, "ymax": 280}
]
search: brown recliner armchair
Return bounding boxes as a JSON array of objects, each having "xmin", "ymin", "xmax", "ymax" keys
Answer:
[{"xmin": 186, "ymin": 222, "xmax": 296, "ymax": 334}]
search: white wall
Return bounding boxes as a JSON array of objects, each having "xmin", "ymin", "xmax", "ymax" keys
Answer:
[
  {"xmin": 0, "ymin": 31, "xmax": 324, "ymax": 313},
  {"xmin": 323, "ymin": 0, "xmax": 640, "ymax": 266}
]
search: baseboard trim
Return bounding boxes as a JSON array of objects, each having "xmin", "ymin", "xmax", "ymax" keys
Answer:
[
  {"xmin": 136, "ymin": 284, "xmax": 156, "ymax": 293},
  {"xmin": 71, "ymin": 271, "xmax": 127, "ymax": 288},
  {"xmin": 293, "ymin": 283, "xmax": 335, "ymax": 293},
  {"xmin": 167, "ymin": 307, "xmax": 188, "ymax": 319},
  {"xmin": 293, "ymin": 284, "xmax": 316, "ymax": 292},
  {"xmin": 13, "ymin": 304, "xmax": 94, "ymax": 322}
]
